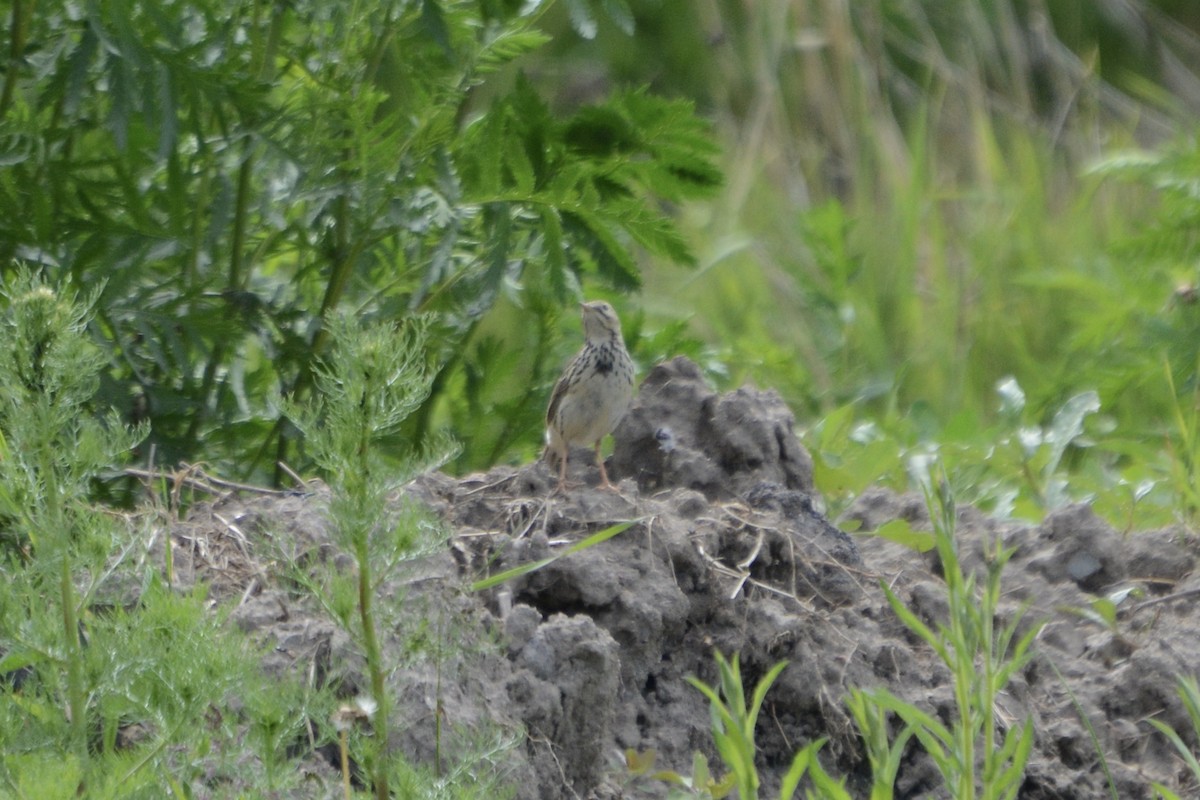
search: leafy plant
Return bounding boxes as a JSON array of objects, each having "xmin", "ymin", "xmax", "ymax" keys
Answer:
[
  {"xmin": 626, "ymin": 748, "xmax": 735, "ymax": 799},
  {"xmin": 686, "ymin": 652, "xmax": 781, "ymax": 800},
  {"xmin": 810, "ymin": 377, "xmax": 1106, "ymax": 523},
  {"xmin": 0, "ymin": 273, "xmax": 274, "ymax": 797},
  {"xmin": 681, "ymin": 651, "xmax": 848, "ymax": 800},
  {"xmin": 843, "ymin": 688, "xmax": 917, "ymax": 800},
  {"xmin": 0, "ymin": 0, "xmax": 721, "ymax": 482},
  {"xmin": 859, "ymin": 467, "xmax": 1044, "ymax": 800},
  {"xmin": 284, "ymin": 313, "xmax": 457, "ymax": 800},
  {"xmin": 0, "ymin": 273, "xmax": 146, "ymax": 777},
  {"xmin": 940, "ymin": 379, "xmax": 1101, "ymax": 520}
]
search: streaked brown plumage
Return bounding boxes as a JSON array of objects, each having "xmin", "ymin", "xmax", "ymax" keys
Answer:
[{"xmin": 545, "ymin": 301, "xmax": 635, "ymax": 492}]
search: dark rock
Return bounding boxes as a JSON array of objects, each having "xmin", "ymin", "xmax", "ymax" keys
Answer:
[
  {"xmin": 611, "ymin": 356, "xmax": 814, "ymax": 498},
  {"xmin": 518, "ymin": 614, "xmax": 620, "ymax": 790},
  {"xmin": 1037, "ymin": 504, "xmax": 1126, "ymax": 592}
]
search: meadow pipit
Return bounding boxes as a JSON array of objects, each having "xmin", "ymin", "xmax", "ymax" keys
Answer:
[{"xmin": 545, "ymin": 301, "xmax": 635, "ymax": 492}]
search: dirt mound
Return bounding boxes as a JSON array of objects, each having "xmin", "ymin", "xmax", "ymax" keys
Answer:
[{"xmin": 169, "ymin": 358, "xmax": 1200, "ymax": 798}]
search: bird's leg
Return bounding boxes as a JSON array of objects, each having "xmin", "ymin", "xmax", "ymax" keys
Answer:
[
  {"xmin": 554, "ymin": 448, "xmax": 570, "ymax": 493},
  {"xmin": 594, "ymin": 440, "xmax": 618, "ymax": 491}
]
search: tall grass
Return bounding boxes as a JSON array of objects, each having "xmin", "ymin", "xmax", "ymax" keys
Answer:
[
  {"xmin": 568, "ymin": 0, "xmax": 1200, "ymax": 521},
  {"xmin": 645, "ymin": 0, "xmax": 1179, "ymax": 421}
]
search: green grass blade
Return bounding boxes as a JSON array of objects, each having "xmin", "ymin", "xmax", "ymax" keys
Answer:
[
  {"xmin": 777, "ymin": 739, "xmax": 815, "ymax": 800},
  {"xmin": 805, "ymin": 744, "xmax": 853, "ymax": 800},
  {"xmin": 471, "ymin": 519, "xmax": 637, "ymax": 591},
  {"xmin": 866, "ymin": 690, "xmax": 954, "ymax": 768},
  {"xmin": 878, "ymin": 724, "xmax": 916, "ymax": 796},
  {"xmin": 1148, "ymin": 718, "xmax": 1200, "ymax": 780},
  {"xmin": 988, "ymin": 719, "xmax": 1034, "ymax": 800},
  {"xmin": 1043, "ymin": 656, "xmax": 1119, "ymax": 799},
  {"xmin": 880, "ymin": 581, "xmax": 952, "ymax": 665},
  {"xmin": 716, "ymin": 651, "xmax": 749, "ymax": 719},
  {"xmin": 746, "ymin": 661, "xmax": 789, "ymax": 736},
  {"xmin": 1176, "ymin": 677, "xmax": 1200, "ymax": 734}
]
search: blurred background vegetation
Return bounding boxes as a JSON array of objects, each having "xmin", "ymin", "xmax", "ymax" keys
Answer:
[{"xmin": 4, "ymin": 0, "xmax": 1200, "ymax": 525}]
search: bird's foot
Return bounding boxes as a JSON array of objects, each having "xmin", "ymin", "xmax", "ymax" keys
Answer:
[
  {"xmin": 596, "ymin": 477, "xmax": 621, "ymax": 493},
  {"xmin": 552, "ymin": 477, "xmax": 583, "ymax": 495}
]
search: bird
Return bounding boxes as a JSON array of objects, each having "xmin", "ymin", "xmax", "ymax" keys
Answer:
[{"xmin": 545, "ymin": 300, "xmax": 635, "ymax": 492}]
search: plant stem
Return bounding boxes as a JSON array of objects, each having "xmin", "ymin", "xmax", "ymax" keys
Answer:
[
  {"xmin": 353, "ymin": 390, "xmax": 388, "ymax": 800},
  {"xmin": 357, "ymin": 537, "xmax": 389, "ymax": 800},
  {"xmin": 0, "ymin": 0, "xmax": 27, "ymax": 120},
  {"xmin": 61, "ymin": 554, "xmax": 87, "ymax": 763},
  {"xmin": 434, "ymin": 613, "xmax": 443, "ymax": 777},
  {"xmin": 41, "ymin": 423, "xmax": 88, "ymax": 770},
  {"xmin": 340, "ymin": 728, "xmax": 352, "ymax": 800}
]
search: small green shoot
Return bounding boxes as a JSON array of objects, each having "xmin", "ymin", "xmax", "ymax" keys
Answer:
[
  {"xmin": 683, "ymin": 651, "xmax": 846, "ymax": 800},
  {"xmin": 686, "ymin": 652, "xmax": 783, "ymax": 800},
  {"xmin": 1148, "ymin": 676, "xmax": 1200, "ymax": 798},
  {"xmin": 845, "ymin": 689, "xmax": 917, "ymax": 800},
  {"xmin": 859, "ymin": 463, "xmax": 1044, "ymax": 800},
  {"xmin": 471, "ymin": 520, "xmax": 638, "ymax": 591},
  {"xmin": 626, "ymin": 748, "xmax": 736, "ymax": 798}
]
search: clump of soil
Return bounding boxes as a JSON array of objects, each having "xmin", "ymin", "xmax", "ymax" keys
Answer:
[{"xmin": 166, "ymin": 357, "xmax": 1200, "ymax": 798}]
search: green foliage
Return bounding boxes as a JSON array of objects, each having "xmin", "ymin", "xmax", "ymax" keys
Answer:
[
  {"xmin": 285, "ymin": 314, "xmax": 457, "ymax": 800},
  {"xmin": 0, "ymin": 0, "xmax": 720, "ymax": 481},
  {"xmin": 471, "ymin": 518, "xmax": 636, "ymax": 591},
  {"xmin": 291, "ymin": 315, "xmax": 456, "ymax": 487},
  {"xmin": 1088, "ymin": 142, "xmax": 1200, "ymax": 271},
  {"xmin": 585, "ymin": 1, "xmax": 1200, "ymax": 535},
  {"xmin": 618, "ymin": 0, "xmax": 1159, "ymax": 422},
  {"xmin": 242, "ymin": 676, "xmax": 315, "ymax": 792},
  {"xmin": 0, "ymin": 276, "xmax": 146, "ymax": 552},
  {"xmin": 85, "ymin": 580, "xmax": 259, "ymax": 792},
  {"xmin": 809, "ymin": 373, "xmax": 1200, "ymax": 528},
  {"xmin": 284, "ymin": 316, "xmax": 515, "ymax": 798},
  {"xmin": 1159, "ymin": 357, "xmax": 1200, "ymax": 522},
  {"xmin": 685, "ymin": 652, "xmax": 777, "ymax": 800},
  {"xmin": 806, "ymin": 403, "xmax": 907, "ymax": 511},
  {"xmin": 861, "ymin": 471, "xmax": 1043, "ymax": 800},
  {"xmin": 0, "ymin": 272, "xmax": 146, "ymax": 774},
  {"xmin": 680, "ymin": 651, "xmax": 849, "ymax": 800},
  {"xmin": 626, "ymin": 748, "xmax": 736, "ymax": 799},
  {"xmin": 1, "ymin": 753, "xmax": 86, "ymax": 800},
  {"xmin": 844, "ymin": 689, "xmax": 916, "ymax": 800},
  {"xmin": 932, "ymin": 380, "xmax": 1104, "ymax": 521},
  {"xmin": 0, "ymin": 273, "xmax": 280, "ymax": 797},
  {"xmin": 385, "ymin": 732, "xmax": 519, "ymax": 800}
]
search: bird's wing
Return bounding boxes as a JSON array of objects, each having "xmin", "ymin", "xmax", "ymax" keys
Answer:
[{"xmin": 546, "ymin": 365, "xmax": 572, "ymax": 427}]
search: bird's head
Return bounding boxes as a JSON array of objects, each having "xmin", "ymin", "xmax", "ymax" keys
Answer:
[{"xmin": 580, "ymin": 300, "xmax": 623, "ymax": 341}]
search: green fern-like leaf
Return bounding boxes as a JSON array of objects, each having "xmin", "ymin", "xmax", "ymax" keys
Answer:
[
  {"xmin": 476, "ymin": 28, "xmax": 552, "ymax": 74},
  {"xmin": 562, "ymin": 210, "xmax": 641, "ymax": 289}
]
